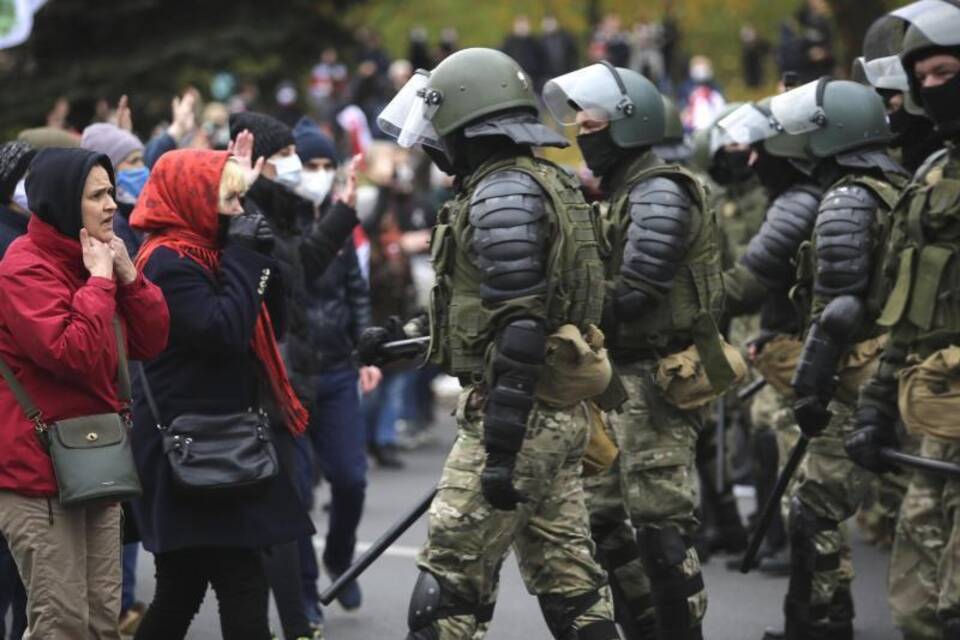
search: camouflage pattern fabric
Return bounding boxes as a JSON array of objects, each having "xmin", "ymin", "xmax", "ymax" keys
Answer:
[
  {"xmin": 750, "ymin": 382, "xmax": 804, "ymax": 522},
  {"xmin": 889, "ymin": 435, "xmax": 960, "ymax": 639},
  {"xmin": 584, "ymin": 364, "xmax": 707, "ymax": 629},
  {"xmin": 417, "ymin": 386, "xmax": 614, "ymax": 639},
  {"xmin": 792, "ymin": 401, "xmax": 871, "ymax": 610},
  {"xmin": 857, "ymin": 432, "xmax": 918, "ymax": 548}
]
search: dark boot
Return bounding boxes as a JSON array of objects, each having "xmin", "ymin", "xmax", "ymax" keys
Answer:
[{"xmin": 638, "ymin": 526, "xmax": 704, "ymax": 640}]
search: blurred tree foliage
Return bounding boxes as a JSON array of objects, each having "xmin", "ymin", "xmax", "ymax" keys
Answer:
[
  {"xmin": 347, "ymin": 0, "xmax": 901, "ymax": 101},
  {"xmin": 0, "ymin": 0, "xmax": 355, "ymax": 138}
]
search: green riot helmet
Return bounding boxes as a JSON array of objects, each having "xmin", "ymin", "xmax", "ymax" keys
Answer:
[
  {"xmin": 653, "ymin": 96, "xmax": 692, "ymax": 163},
  {"xmin": 762, "ymin": 78, "xmax": 892, "ymax": 161},
  {"xmin": 543, "ymin": 63, "xmax": 665, "ymax": 149},
  {"xmin": 855, "ymin": 9, "xmax": 925, "ymax": 115},
  {"xmin": 896, "ymin": 0, "xmax": 960, "ymax": 136},
  {"xmin": 377, "ymin": 48, "xmax": 566, "ymax": 156}
]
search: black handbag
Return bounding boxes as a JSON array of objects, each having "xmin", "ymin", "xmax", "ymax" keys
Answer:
[
  {"xmin": 139, "ymin": 363, "xmax": 279, "ymax": 495},
  {"xmin": 0, "ymin": 318, "xmax": 142, "ymax": 506}
]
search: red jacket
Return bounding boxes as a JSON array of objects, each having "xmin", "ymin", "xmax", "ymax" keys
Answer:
[{"xmin": 0, "ymin": 217, "xmax": 169, "ymax": 496}]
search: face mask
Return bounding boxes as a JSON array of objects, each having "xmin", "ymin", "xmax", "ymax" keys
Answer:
[
  {"xmin": 919, "ymin": 71, "xmax": 960, "ymax": 138},
  {"xmin": 577, "ymin": 127, "xmax": 623, "ymax": 178},
  {"xmin": 217, "ymin": 214, "xmax": 233, "ymax": 245},
  {"xmin": 116, "ymin": 167, "xmax": 150, "ymax": 203},
  {"xmin": 12, "ymin": 178, "xmax": 28, "ymax": 211},
  {"xmin": 752, "ymin": 147, "xmax": 806, "ymax": 198},
  {"xmin": 297, "ymin": 168, "xmax": 336, "ymax": 204},
  {"xmin": 690, "ymin": 63, "xmax": 713, "ymax": 83},
  {"xmin": 268, "ymin": 154, "xmax": 303, "ymax": 188},
  {"xmin": 424, "ymin": 145, "xmax": 457, "ymax": 176},
  {"xmin": 709, "ymin": 148, "xmax": 753, "ymax": 185},
  {"xmin": 888, "ymin": 106, "xmax": 942, "ymax": 173}
]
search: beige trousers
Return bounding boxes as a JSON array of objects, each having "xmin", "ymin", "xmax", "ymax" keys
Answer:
[{"xmin": 0, "ymin": 490, "xmax": 122, "ymax": 640}]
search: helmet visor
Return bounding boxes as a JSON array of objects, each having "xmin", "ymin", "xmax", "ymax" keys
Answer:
[
  {"xmin": 859, "ymin": 54, "xmax": 911, "ymax": 91},
  {"xmin": 770, "ymin": 79, "xmax": 827, "ymax": 135},
  {"xmin": 892, "ymin": 0, "xmax": 960, "ymax": 46},
  {"xmin": 543, "ymin": 63, "xmax": 634, "ymax": 125},
  {"xmin": 715, "ymin": 103, "xmax": 781, "ymax": 147},
  {"xmin": 376, "ymin": 71, "xmax": 443, "ymax": 149}
]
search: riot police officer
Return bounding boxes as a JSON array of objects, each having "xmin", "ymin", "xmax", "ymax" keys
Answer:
[
  {"xmin": 847, "ymin": 1, "xmax": 960, "ymax": 638},
  {"xmin": 544, "ymin": 63, "xmax": 738, "ymax": 640},
  {"xmin": 368, "ymin": 48, "xmax": 619, "ymax": 640}
]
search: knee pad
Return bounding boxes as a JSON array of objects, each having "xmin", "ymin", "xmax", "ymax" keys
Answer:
[
  {"xmin": 788, "ymin": 498, "xmax": 840, "ymax": 573},
  {"xmin": 408, "ymin": 571, "xmax": 489, "ymax": 635},
  {"xmin": 636, "ymin": 526, "xmax": 704, "ymax": 636},
  {"xmin": 538, "ymin": 589, "xmax": 618, "ymax": 640}
]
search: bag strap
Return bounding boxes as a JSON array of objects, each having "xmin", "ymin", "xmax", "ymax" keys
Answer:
[{"xmin": 137, "ymin": 362, "xmax": 164, "ymax": 429}]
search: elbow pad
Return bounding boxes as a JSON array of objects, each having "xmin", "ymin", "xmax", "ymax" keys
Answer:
[
  {"xmin": 620, "ymin": 176, "xmax": 693, "ymax": 297},
  {"xmin": 483, "ymin": 318, "xmax": 546, "ymax": 455},
  {"xmin": 813, "ymin": 184, "xmax": 877, "ymax": 298},
  {"xmin": 792, "ymin": 295, "xmax": 864, "ymax": 399},
  {"xmin": 469, "ymin": 170, "xmax": 548, "ymax": 304}
]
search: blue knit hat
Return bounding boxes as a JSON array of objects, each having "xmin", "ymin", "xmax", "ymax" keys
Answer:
[{"xmin": 293, "ymin": 117, "xmax": 339, "ymax": 166}]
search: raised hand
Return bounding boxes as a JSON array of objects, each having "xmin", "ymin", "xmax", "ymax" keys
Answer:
[
  {"xmin": 227, "ymin": 129, "xmax": 265, "ymax": 188},
  {"xmin": 334, "ymin": 154, "xmax": 360, "ymax": 209},
  {"xmin": 115, "ymin": 95, "xmax": 133, "ymax": 131},
  {"xmin": 168, "ymin": 89, "xmax": 198, "ymax": 142},
  {"xmin": 81, "ymin": 228, "xmax": 115, "ymax": 280}
]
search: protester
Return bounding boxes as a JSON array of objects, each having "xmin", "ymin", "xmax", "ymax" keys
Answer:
[
  {"xmin": 128, "ymin": 145, "xmax": 315, "ymax": 640},
  {"xmin": 290, "ymin": 116, "xmax": 381, "ymax": 623},
  {"xmin": 0, "ymin": 147, "xmax": 169, "ymax": 639}
]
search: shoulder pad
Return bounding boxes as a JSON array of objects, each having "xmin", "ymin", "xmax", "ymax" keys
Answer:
[
  {"xmin": 813, "ymin": 184, "xmax": 877, "ymax": 297},
  {"xmin": 469, "ymin": 169, "xmax": 547, "ymax": 229},
  {"xmin": 628, "ymin": 175, "xmax": 694, "ymax": 209}
]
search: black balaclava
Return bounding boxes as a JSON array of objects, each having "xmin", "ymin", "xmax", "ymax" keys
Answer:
[
  {"xmin": 25, "ymin": 148, "xmax": 114, "ymax": 239},
  {"xmin": 919, "ymin": 69, "xmax": 960, "ymax": 139},
  {"xmin": 709, "ymin": 147, "xmax": 753, "ymax": 185},
  {"xmin": 882, "ymin": 90, "xmax": 943, "ymax": 173},
  {"xmin": 429, "ymin": 131, "xmax": 528, "ymax": 179},
  {"xmin": 752, "ymin": 145, "xmax": 810, "ymax": 199},
  {"xmin": 576, "ymin": 127, "xmax": 624, "ymax": 179}
]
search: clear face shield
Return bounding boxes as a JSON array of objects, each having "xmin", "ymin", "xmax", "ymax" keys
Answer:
[
  {"xmin": 858, "ymin": 54, "xmax": 928, "ymax": 115},
  {"xmin": 542, "ymin": 62, "xmax": 635, "ymax": 125},
  {"xmin": 377, "ymin": 70, "xmax": 443, "ymax": 149},
  {"xmin": 769, "ymin": 78, "xmax": 830, "ymax": 135},
  {"xmin": 891, "ymin": 0, "xmax": 960, "ymax": 47},
  {"xmin": 713, "ymin": 103, "xmax": 781, "ymax": 152}
]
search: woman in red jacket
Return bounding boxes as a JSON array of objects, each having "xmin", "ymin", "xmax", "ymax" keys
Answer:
[{"xmin": 0, "ymin": 148, "xmax": 169, "ymax": 639}]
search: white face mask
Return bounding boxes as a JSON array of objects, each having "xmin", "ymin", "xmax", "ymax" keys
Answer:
[
  {"xmin": 12, "ymin": 178, "xmax": 28, "ymax": 211},
  {"xmin": 268, "ymin": 154, "xmax": 303, "ymax": 188},
  {"xmin": 690, "ymin": 63, "xmax": 714, "ymax": 83},
  {"xmin": 297, "ymin": 168, "xmax": 336, "ymax": 204}
]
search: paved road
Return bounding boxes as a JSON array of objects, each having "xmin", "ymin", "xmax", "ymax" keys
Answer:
[{"xmin": 130, "ymin": 395, "xmax": 899, "ymax": 640}]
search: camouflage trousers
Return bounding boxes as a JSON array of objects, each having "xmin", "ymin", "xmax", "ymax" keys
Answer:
[
  {"xmin": 584, "ymin": 363, "xmax": 707, "ymax": 633},
  {"xmin": 416, "ymin": 386, "xmax": 614, "ymax": 639},
  {"xmin": 787, "ymin": 400, "xmax": 870, "ymax": 617},
  {"xmin": 889, "ymin": 435, "xmax": 960, "ymax": 639},
  {"xmin": 750, "ymin": 382, "xmax": 804, "ymax": 523}
]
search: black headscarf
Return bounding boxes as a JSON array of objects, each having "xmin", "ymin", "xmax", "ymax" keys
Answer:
[{"xmin": 25, "ymin": 148, "xmax": 114, "ymax": 239}]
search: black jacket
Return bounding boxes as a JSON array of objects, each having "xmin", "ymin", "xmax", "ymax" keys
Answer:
[
  {"xmin": 0, "ymin": 205, "xmax": 27, "ymax": 258},
  {"xmin": 132, "ymin": 245, "xmax": 313, "ymax": 554}
]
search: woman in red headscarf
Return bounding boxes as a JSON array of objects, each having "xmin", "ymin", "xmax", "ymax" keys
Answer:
[{"xmin": 127, "ymin": 141, "xmax": 313, "ymax": 640}]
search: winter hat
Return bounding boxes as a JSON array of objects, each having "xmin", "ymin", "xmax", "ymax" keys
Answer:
[
  {"xmin": 81, "ymin": 123, "xmax": 144, "ymax": 169},
  {"xmin": 25, "ymin": 148, "xmax": 114, "ymax": 239},
  {"xmin": 293, "ymin": 116, "xmax": 339, "ymax": 166},
  {"xmin": 17, "ymin": 127, "xmax": 80, "ymax": 149},
  {"xmin": 0, "ymin": 141, "xmax": 36, "ymax": 204},
  {"xmin": 228, "ymin": 112, "xmax": 294, "ymax": 162}
]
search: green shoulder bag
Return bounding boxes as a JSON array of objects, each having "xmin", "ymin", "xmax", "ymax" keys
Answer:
[{"xmin": 0, "ymin": 317, "xmax": 141, "ymax": 506}]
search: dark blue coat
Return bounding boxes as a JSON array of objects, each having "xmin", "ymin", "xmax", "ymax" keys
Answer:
[{"xmin": 131, "ymin": 244, "xmax": 314, "ymax": 554}]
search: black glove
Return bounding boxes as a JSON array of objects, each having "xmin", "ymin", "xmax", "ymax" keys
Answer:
[
  {"xmin": 228, "ymin": 212, "xmax": 274, "ymax": 254},
  {"xmin": 793, "ymin": 395, "xmax": 833, "ymax": 438},
  {"xmin": 845, "ymin": 405, "xmax": 899, "ymax": 474},
  {"xmin": 480, "ymin": 451, "xmax": 528, "ymax": 511},
  {"xmin": 356, "ymin": 316, "xmax": 406, "ymax": 366}
]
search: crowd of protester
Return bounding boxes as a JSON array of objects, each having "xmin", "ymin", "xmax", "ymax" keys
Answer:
[{"xmin": 0, "ymin": 3, "xmax": 839, "ymax": 638}]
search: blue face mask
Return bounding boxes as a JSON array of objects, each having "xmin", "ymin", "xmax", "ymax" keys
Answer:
[{"xmin": 116, "ymin": 167, "xmax": 150, "ymax": 203}]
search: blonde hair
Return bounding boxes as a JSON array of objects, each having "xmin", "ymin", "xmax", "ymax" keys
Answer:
[{"xmin": 218, "ymin": 159, "xmax": 247, "ymax": 209}]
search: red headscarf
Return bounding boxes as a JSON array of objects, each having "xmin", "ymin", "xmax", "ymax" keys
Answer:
[{"xmin": 131, "ymin": 149, "xmax": 308, "ymax": 434}]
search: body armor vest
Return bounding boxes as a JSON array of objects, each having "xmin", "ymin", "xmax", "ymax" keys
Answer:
[
  {"xmin": 426, "ymin": 155, "xmax": 605, "ymax": 379},
  {"xmin": 604, "ymin": 152, "xmax": 733, "ymax": 388},
  {"xmin": 878, "ymin": 149, "xmax": 960, "ymax": 358}
]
